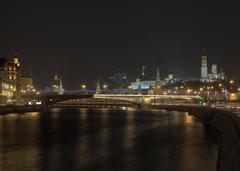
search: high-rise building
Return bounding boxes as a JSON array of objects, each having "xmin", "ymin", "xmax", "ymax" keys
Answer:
[{"xmin": 201, "ymin": 48, "xmax": 208, "ymax": 81}]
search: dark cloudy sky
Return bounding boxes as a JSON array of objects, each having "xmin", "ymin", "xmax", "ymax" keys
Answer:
[{"xmin": 0, "ymin": 1, "xmax": 239, "ymax": 89}]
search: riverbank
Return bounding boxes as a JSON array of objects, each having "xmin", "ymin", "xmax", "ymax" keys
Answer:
[
  {"xmin": 0, "ymin": 105, "xmax": 44, "ymax": 115},
  {"xmin": 146, "ymin": 104, "xmax": 240, "ymax": 171}
]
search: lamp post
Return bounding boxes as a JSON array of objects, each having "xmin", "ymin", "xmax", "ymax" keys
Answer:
[{"xmin": 81, "ymin": 84, "xmax": 87, "ymax": 94}]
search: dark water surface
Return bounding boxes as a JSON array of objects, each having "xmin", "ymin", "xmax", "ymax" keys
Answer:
[{"xmin": 0, "ymin": 108, "xmax": 218, "ymax": 171}]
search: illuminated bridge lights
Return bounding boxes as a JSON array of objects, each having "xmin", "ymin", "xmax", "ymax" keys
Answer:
[{"xmin": 93, "ymin": 94, "xmax": 202, "ymax": 100}]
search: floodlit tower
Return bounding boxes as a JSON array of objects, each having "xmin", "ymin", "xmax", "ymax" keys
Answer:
[
  {"xmin": 13, "ymin": 52, "xmax": 20, "ymax": 68},
  {"xmin": 58, "ymin": 77, "xmax": 64, "ymax": 95},
  {"xmin": 212, "ymin": 64, "xmax": 218, "ymax": 75},
  {"xmin": 201, "ymin": 48, "xmax": 208, "ymax": 81},
  {"xmin": 154, "ymin": 65, "xmax": 161, "ymax": 94},
  {"xmin": 141, "ymin": 66, "xmax": 146, "ymax": 80},
  {"xmin": 96, "ymin": 80, "xmax": 101, "ymax": 94}
]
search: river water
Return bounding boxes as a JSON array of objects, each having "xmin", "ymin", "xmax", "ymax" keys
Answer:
[{"xmin": 0, "ymin": 108, "xmax": 218, "ymax": 171}]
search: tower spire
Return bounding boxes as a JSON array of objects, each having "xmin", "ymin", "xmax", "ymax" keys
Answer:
[
  {"xmin": 156, "ymin": 65, "xmax": 160, "ymax": 82},
  {"xmin": 96, "ymin": 80, "xmax": 101, "ymax": 94},
  {"xmin": 58, "ymin": 77, "xmax": 64, "ymax": 95},
  {"xmin": 201, "ymin": 48, "xmax": 208, "ymax": 81},
  {"xmin": 154, "ymin": 65, "xmax": 161, "ymax": 94}
]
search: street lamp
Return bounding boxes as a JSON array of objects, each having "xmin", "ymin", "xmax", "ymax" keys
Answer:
[
  {"xmin": 81, "ymin": 84, "xmax": 86, "ymax": 89},
  {"xmin": 103, "ymin": 84, "xmax": 108, "ymax": 89},
  {"xmin": 81, "ymin": 84, "xmax": 87, "ymax": 94}
]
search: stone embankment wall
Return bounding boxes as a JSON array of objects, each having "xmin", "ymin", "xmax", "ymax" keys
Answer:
[{"xmin": 147, "ymin": 105, "xmax": 240, "ymax": 171}]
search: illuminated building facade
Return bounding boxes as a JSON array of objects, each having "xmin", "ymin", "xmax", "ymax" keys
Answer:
[
  {"xmin": 201, "ymin": 49, "xmax": 208, "ymax": 81},
  {"xmin": 131, "ymin": 80, "xmax": 155, "ymax": 90},
  {"xmin": 0, "ymin": 53, "xmax": 21, "ymax": 103},
  {"xmin": 19, "ymin": 76, "xmax": 33, "ymax": 91},
  {"xmin": 200, "ymin": 49, "xmax": 226, "ymax": 82}
]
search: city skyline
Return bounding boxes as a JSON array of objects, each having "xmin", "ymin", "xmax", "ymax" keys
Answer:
[
  {"xmin": 0, "ymin": 49, "xmax": 228, "ymax": 90},
  {"xmin": 1, "ymin": 1, "xmax": 240, "ymax": 89}
]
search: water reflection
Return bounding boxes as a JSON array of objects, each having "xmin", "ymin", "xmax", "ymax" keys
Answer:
[{"xmin": 0, "ymin": 108, "xmax": 218, "ymax": 171}]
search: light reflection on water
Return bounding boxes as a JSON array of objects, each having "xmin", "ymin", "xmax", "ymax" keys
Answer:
[{"xmin": 0, "ymin": 108, "xmax": 218, "ymax": 171}]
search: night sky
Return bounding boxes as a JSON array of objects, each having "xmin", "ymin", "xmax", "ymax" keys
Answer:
[{"xmin": 0, "ymin": 1, "xmax": 239, "ymax": 89}]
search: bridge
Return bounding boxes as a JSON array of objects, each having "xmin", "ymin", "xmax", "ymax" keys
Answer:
[
  {"xmin": 42, "ymin": 93, "xmax": 203, "ymax": 107},
  {"xmin": 94, "ymin": 94, "xmax": 203, "ymax": 104},
  {"xmin": 43, "ymin": 94, "xmax": 93, "ymax": 107}
]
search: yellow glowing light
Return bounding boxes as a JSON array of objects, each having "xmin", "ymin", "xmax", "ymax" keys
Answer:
[
  {"xmin": 103, "ymin": 84, "xmax": 108, "ymax": 89},
  {"xmin": 230, "ymin": 80, "xmax": 234, "ymax": 84},
  {"xmin": 81, "ymin": 84, "xmax": 86, "ymax": 89},
  {"xmin": 229, "ymin": 93, "xmax": 237, "ymax": 101}
]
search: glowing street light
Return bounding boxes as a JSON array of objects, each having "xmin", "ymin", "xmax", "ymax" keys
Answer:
[
  {"xmin": 103, "ymin": 84, "xmax": 108, "ymax": 89},
  {"xmin": 81, "ymin": 84, "xmax": 86, "ymax": 89}
]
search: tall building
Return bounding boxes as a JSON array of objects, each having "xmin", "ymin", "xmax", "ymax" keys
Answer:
[
  {"xmin": 201, "ymin": 48, "xmax": 208, "ymax": 81},
  {"xmin": 199, "ymin": 49, "xmax": 226, "ymax": 82},
  {"xmin": 0, "ymin": 53, "xmax": 21, "ymax": 103}
]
